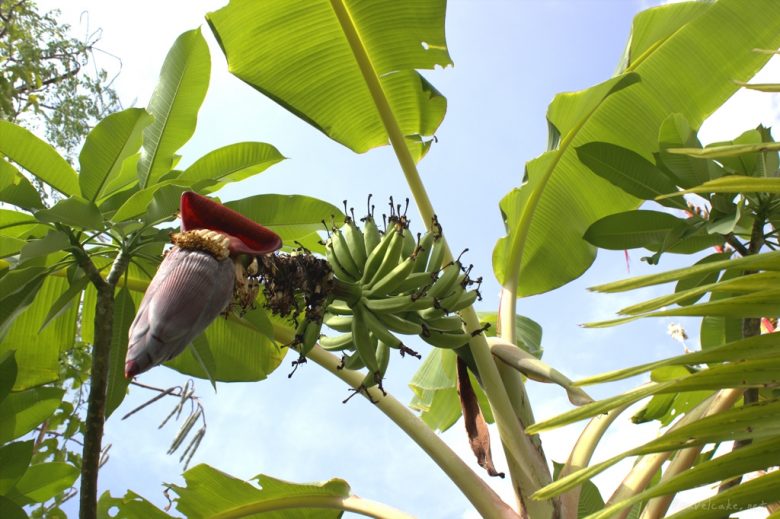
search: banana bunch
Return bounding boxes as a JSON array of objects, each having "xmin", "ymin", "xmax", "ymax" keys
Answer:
[{"xmin": 311, "ymin": 198, "xmax": 481, "ymax": 393}]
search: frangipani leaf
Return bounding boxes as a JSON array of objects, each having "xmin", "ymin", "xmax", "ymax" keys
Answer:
[
  {"xmin": 12, "ymin": 462, "xmax": 79, "ymax": 504},
  {"xmin": 0, "ymin": 387, "xmax": 63, "ymax": 444},
  {"xmin": 35, "ymin": 196, "xmax": 104, "ymax": 230},
  {"xmin": 0, "ymin": 121, "xmax": 78, "ymax": 196},
  {"xmin": 207, "ymin": 0, "xmax": 450, "ymax": 153},
  {"xmin": 177, "ymin": 142, "xmax": 284, "ymax": 193},
  {"xmin": 79, "ymin": 108, "xmax": 153, "ymax": 201},
  {"xmin": 494, "ymin": 0, "xmax": 780, "ymax": 297},
  {"xmin": 224, "ymin": 194, "xmax": 344, "ymax": 244},
  {"xmin": 137, "ymin": 29, "xmax": 210, "ymax": 189},
  {"xmin": 0, "ymin": 160, "xmax": 43, "ymax": 210}
]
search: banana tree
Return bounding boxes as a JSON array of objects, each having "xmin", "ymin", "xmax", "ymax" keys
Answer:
[{"xmin": 3, "ymin": 1, "xmax": 780, "ymax": 518}]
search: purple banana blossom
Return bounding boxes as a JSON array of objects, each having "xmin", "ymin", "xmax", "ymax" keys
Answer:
[{"xmin": 125, "ymin": 192, "xmax": 282, "ymax": 379}]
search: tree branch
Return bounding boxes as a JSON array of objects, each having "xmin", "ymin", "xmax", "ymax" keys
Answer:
[{"xmin": 78, "ymin": 249, "xmax": 128, "ymax": 519}]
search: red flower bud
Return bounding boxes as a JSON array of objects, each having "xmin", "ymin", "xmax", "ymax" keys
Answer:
[{"xmin": 125, "ymin": 192, "xmax": 282, "ymax": 378}]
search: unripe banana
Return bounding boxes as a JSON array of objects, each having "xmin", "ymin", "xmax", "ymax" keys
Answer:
[
  {"xmin": 343, "ymin": 220, "xmax": 367, "ymax": 271},
  {"xmin": 361, "ymin": 226, "xmax": 395, "ymax": 283},
  {"xmin": 352, "ymin": 304, "xmax": 379, "ymax": 373},
  {"xmin": 423, "ymin": 315, "xmax": 464, "ymax": 333},
  {"xmin": 363, "ymin": 294, "xmax": 436, "ymax": 314},
  {"xmin": 362, "ymin": 216, "xmax": 382, "ymax": 256},
  {"xmin": 326, "ymin": 242, "xmax": 358, "ymax": 282},
  {"xmin": 421, "ymin": 327, "xmax": 472, "ymax": 349},
  {"xmin": 392, "ymin": 271, "xmax": 435, "ymax": 295},
  {"xmin": 323, "ymin": 312, "xmax": 353, "ymax": 333},
  {"xmin": 427, "ymin": 261, "xmax": 462, "ymax": 299},
  {"xmin": 331, "ymin": 230, "xmax": 362, "ymax": 279},
  {"xmin": 361, "ymin": 306, "xmax": 405, "ymax": 350},
  {"xmin": 342, "ymin": 351, "xmax": 366, "ymax": 371},
  {"xmin": 402, "ymin": 228, "xmax": 416, "ymax": 259},
  {"xmin": 300, "ymin": 319, "xmax": 323, "ymax": 356},
  {"xmin": 326, "ymin": 300, "xmax": 353, "ymax": 315},
  {"xmin": 373, "ymin": 308, "xmax": 424, "ymax": 335},
  {"xmin": 366, "ymin": 227, "xmax": 404, "ymax": 287},
  {"xmin": 362, "ymin": 340, "xmax": 390, "ymax": 389},
  {"xmin": 417, "ymin": 304, "xmax": 448, "ymax": 321},
  {"xmin": 320, "ymin": 332, "xmax": 355, "ymax": 351},
  {"xmin": 413, "ymin": 231, "xmax": 435, "ymax": 273},
  {"xmin": 426, "ymin": 235, "xmax": 446, "ymax": 273},
  {"xmin": 440, "ymin": 288, "xmax": 479, "ymax": 313},
  {"xmin": 365, "ymin": 255, "xmax": 415, "ymax": 297}
]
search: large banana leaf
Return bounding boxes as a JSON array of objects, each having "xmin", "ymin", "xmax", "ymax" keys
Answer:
[
  {"xmin": 494, "ymin": 0, "xmax": 780, "ymax": 296},
  {"xmin": 206, "ymin": 0, "xmax": 450, "ymax": 154},
  {"xmin": 0, "ymin": 275, "xmax": 79, "ymax": 390}
]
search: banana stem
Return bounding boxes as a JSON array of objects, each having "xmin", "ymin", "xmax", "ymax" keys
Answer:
[
  {"xmin": 559, "ymin": 405, "xmax": 629, "ymax": 519},
  {"xmin": 306, "ymin": 342, "xmax": 519, "ymax": 519},
  {"xmin": 605, "ymin": 389, "xmax": 743, "ymax": 519},
  {"xmin": 327, "ymin": 1, "xmax": 550, "ymax": 514}
]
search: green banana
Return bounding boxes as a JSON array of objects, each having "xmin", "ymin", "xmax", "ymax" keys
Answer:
[
  {"xmin": 402, "ymin": 228, "xmax": 416, "ymax": 259},
  {"xmin": 366, "ymin": 227, "xmax": 405, "ymax": 287},
  {"xmin": 323, "ymin": 312, "xmax": 353, "ymax": 333},
  {"xmin": 412, "ymin": 231, "xmax": 435, "ymax": 273},
  {"xmin": 362, "ymin": 340, "xmax": 390, "ymax": 389},
  {"xmin": 352, "ymin": 304, "xmax": 379, "ymax": 373},
  {"xmin": 362, "ymin": 216, "xmax": 382, "ymax": 256},
  {"xmin": 320, "ymin": 332, "xmax": 355, "ymax": 351},
  {"xmin": 440, "ymin": 288, "xmax": 479, "ymax": 312},
  {"xmin": 361, "ymin": 306, "xmax": 405, "ymax": 349},
  {"xmin": 417, "ymin": 305, "xmax": 447, "ymax": 321},
  {"xmin": 361, "ymin": 226, "xmax": 395, "ymax": 283},
  {"xmin": 363, "ymin": 294, "xmax": 435, "ymax": 314},
  {"xmin": 331, "ymin": 229, "xmax": 362, "ymax": 279},
  {"xmin": 427, "ymin": 261, "xmax": 462, "ymax": 299},
  {"xmin": 392, "ymin": 271, "xmax": 435, "ymax": 295},
  {"xmin": 373, "ymin": 308, "xmax": 424, "ymax": 335},
  {"xmin": 423, "ymin": 314, "xmax": 464, "ymax": 333},
  {"xmin": 365, "ymin": 255, "xmax": 415, "ymax": 297},
  {"xmin": 426, "ymin": 235, "xmax": 446, "ymax": 273},
  {"xmin": 421, "ymin": 327, "xmax": 472, "ymax": 349},
  {"xmin": 300, "ymin": 319, "xmax": 323, "ymax": 356},
  {"xmin": 326, "ymin": 242, "xmax": 358, "ymax": 282},
  {"xmin": 342, "ymin": 351, "xmax": 366, "ymax": 371},
  {"xmin": 327, "ymin": 300, "xmax": 353, "ymax": 315},
  {"xmin": 343, "ymin": 219, "xmax": 367, "ymax": 270}
]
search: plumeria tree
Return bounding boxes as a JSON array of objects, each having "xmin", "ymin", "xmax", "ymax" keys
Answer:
[{"xmin": 2, "ymin": 1, "xmax": 780, "ymax": 518}]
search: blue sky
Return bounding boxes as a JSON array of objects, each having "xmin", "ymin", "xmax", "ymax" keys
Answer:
[{"xmin": 37, "ymin": 1, "xmax": 780, "ymax": 517}]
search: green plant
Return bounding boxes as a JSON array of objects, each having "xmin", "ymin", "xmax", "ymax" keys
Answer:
[{"xmin": 2, "ymin": 1, "xmax": 780, "ymax": 518}]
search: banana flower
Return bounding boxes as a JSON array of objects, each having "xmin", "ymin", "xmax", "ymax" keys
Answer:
[{"xmin": 125, "ymin": 192, "xmax": 281, "ymax": 378}]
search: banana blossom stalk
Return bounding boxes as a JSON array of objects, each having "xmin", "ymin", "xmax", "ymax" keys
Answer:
[{"xmin": 125, "ymin": 191, "xmax": 282, "ymax": 378}]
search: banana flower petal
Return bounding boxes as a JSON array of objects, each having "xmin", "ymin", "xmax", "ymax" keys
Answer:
[{"xmin": 125, "ymin": 192, "xmax": 282, "ymax": 378}]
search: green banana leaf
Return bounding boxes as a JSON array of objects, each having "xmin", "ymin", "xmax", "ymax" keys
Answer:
[
  {"xmin": 0, "ymin": 275, "xmax": 79, "ymax": 390},
  {"xmin": 206, "ymin": 0, "xmax": 450, "ymax": 155},
  {"xmin": 494, "ymin": 0, "xmax": 780, "ymax": 297}
]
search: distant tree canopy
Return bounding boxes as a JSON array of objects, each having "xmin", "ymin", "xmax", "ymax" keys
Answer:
[{"xmin": 0, "ymin": 0, "xmax": 120, "ymax": 158}]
